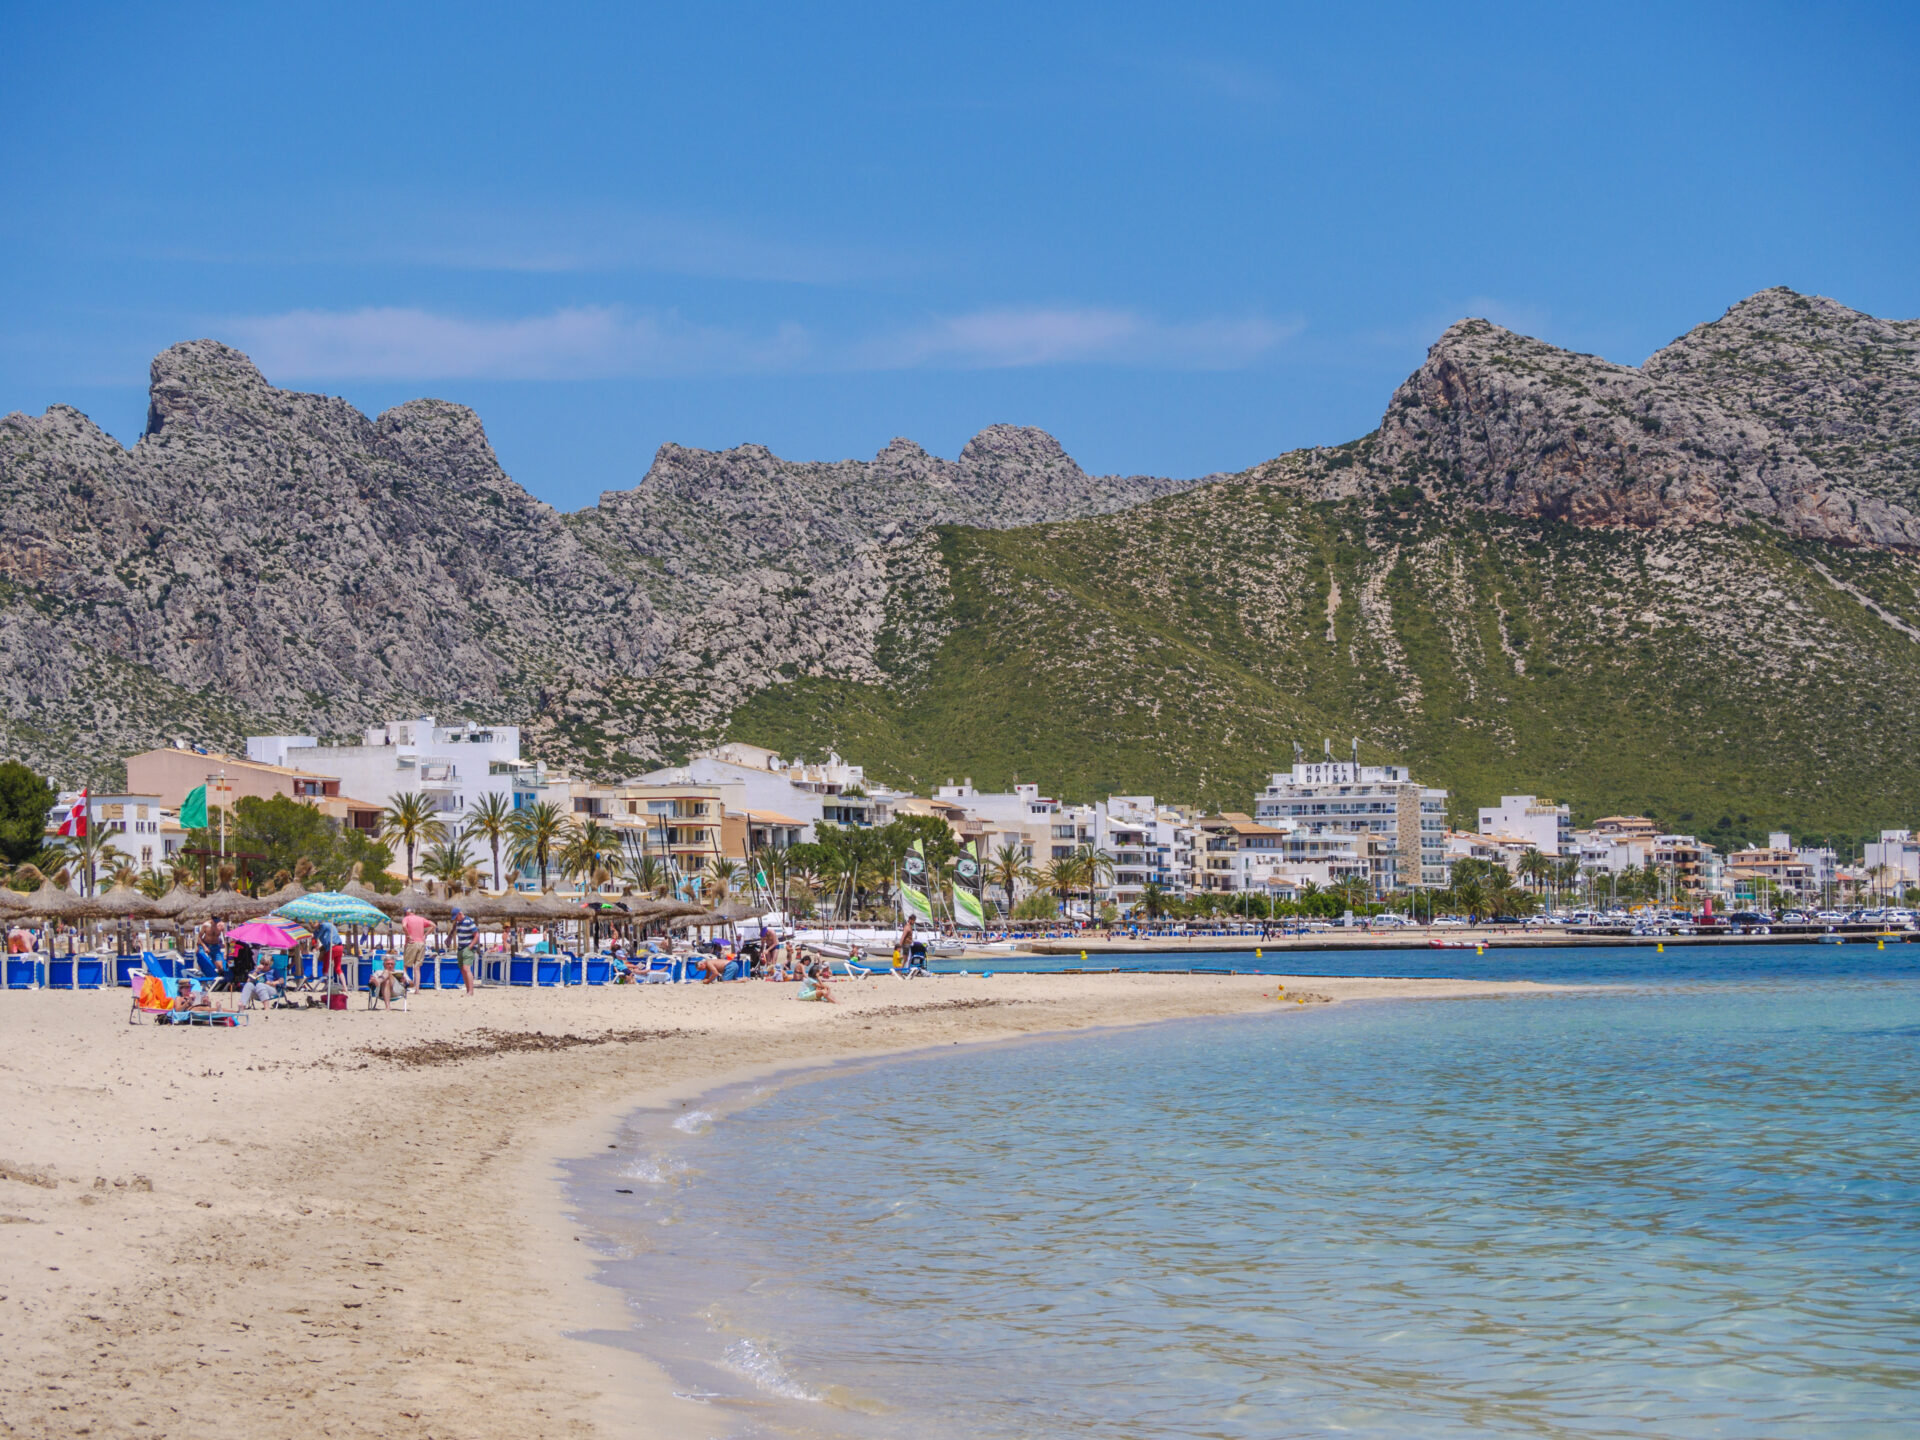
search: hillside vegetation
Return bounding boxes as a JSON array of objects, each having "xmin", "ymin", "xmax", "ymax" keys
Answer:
[{"xmin": 729, "ymin": 477, "xmax": 1920, "ymax": 847}]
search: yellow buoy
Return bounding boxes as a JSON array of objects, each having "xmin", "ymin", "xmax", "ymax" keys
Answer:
[
  {"xmin": 1657, "ymin": 942, "xmax": 1664, "ymax": 953},
  {"xmin": 1476, "ymin": 945, "xmax": 1484, "ymax": 955},
  {"xmin": 1879, "ymin": 939, "xmax": 1886, "ymax": 950},
  {"xmin": 1256, "ymin": 948, "xmax": 1263, "ymax": 958}
]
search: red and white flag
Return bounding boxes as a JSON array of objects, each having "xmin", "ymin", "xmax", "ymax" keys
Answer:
[{"xmin": 55, "ymin": 789, "xmax": 88, "ymax": 838}]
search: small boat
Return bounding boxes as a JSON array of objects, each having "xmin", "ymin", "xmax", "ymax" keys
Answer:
[{"xmin": 1817, "ymin": 934, "xmax": 1846, "ymax": 944}]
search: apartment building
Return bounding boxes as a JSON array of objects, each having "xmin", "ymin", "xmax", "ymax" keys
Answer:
[
  {"xmin": 639, "ymin": 744, "xmax": 904, "ymax": 840},
  {"xmin": 245, "ymin": 717, "xmax": 558, "ymax": 843},
  {"xmin": 1445, "ymin": 830, "xmax": 1536, "ymax": 876},
  {"xmin": 125, "ymin": 745, "xmax": 385, "ymax": 835},
  {"xmin": 1724, "ymin": 844, "xmax": 1818, "ymax": 902},
  {"xmin": 1476, "ymin": 795, "xmax": 1574, "ymax": 856},
  {"xmin": 1865, "ymin": 829, "xmax": 1920, "ymax": 886},
  {"xmin": 1195, "ymin": 814, "xmax": 1298, "ymax": 894},
  {"xmin": 929, "ymin": 781, "xmax": 1066, "ymax": 866},
  {"xmin": 1254, "ymin": 758, "xmax": 1450, "ymax": 891},
  {"xmin": 1096, "ymin": 795, "xmax": 1194, "ymax": 904}
]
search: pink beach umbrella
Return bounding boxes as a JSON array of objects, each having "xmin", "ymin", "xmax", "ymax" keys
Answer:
[{"xmin": 226, "ymin": 919, "xmax": 309, "ymax": 949}]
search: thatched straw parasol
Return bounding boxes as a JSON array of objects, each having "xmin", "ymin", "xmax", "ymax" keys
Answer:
[
  {"xmin": 21, "ymin": 878, "xmax": 85, "ymax": 921},
  {"xmin": 255, "ymin": 879, "xmax": 308, "ymax": 912},
  {"xmin": 151, "ymin": 883, "xmax": 199, "ymax": 918},
  {"xmin": 93, "ymin": 882, "xmax": 163, "ymax": 920},
  {"xmin": 464, "ymin": 890, "xmax": 546, "ymax": 923},
  {"xmin": 390, "ymin": 886, "xmax": 454, "ymax": 921},
  {"xmin": 0, "ymin": 883, "xmax": 30, "ymax": 915},
  {"xmin": 342, "ymin": 870, "xmax": 397, "ymax": 914},
  {"xmin": 179, "ymin": 886, "xmax": 272, "ymax": 924}
]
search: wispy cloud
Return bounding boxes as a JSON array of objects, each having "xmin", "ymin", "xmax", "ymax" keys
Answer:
[
  {"xmin": 133, "ymin": 200, "xmax": 900, "ymax": 287},
  {"xmin": 869, "ymin": 307, "xmax": 1299, "ymax": 370},
  {"xmin": 221, "ymin": 306, "xmax": 812, "ymax": 382},
  {"xmin": 220, "ymin": 303, "xmax": 1297, "ymax": 382}
]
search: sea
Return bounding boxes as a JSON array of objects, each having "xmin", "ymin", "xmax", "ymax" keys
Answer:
[{"xmin": 566, "ymin": 944, "xmax": 1920, "ymax": 1438}]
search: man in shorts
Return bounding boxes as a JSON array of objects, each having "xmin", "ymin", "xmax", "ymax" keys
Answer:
[
  {"xmin": 400, "ymin": 906, "xmax": 434, "ymax": 989},
  {"xmin": 450, "ymin": 906, "xmax": 479, "ymax": 996}
]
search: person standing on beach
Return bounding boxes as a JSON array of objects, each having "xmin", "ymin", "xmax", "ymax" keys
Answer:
[
  {"xmin": 317, "ymin": 918, "xmax": 343, "ymax": 989},
  {"xmin": 450, "ymin": 906, "xmax": 478, "ymax": 995},
  {"xmin": 400, "ymin": 906, "xmax": 434, "ymax": 989}
]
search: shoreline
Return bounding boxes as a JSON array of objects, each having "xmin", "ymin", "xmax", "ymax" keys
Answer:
[{"xmin": 0, "ymin": 971, "xmax": 1555, "ymax": 1439}]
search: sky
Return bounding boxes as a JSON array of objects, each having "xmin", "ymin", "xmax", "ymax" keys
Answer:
[{"xmin": 3, "ymin": 2, "xmax": 1916, "ymax": 511}]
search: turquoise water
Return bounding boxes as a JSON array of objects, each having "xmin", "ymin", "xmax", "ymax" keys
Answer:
[{"xmin": 573, "ymin": 947, "xmax": 1920, "ymax": 1438}]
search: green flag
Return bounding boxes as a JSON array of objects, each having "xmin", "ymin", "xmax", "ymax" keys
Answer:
[
  {"xmin": 179, "ymin": 784, "xmax": 207, "ymax": 830},
  {"xmin": 899, "ymin": 883, "xmax": 936, "ymax": 923},
  {"xmin": 952, "ymin": 886, "xmax": 987, "ymax": 929}
]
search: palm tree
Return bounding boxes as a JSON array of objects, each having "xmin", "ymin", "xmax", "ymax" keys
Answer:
[
  {"xmin": 623, "ymin": 852, "xmax": 669, "ymax": 897},
  {"xmin": 380, "ymin": 792, "xmax": 448, "ymax": 886},
  {"xmin": 421, "ymin": 837, "xmax": 476, "ymax": 891},
  {"xmin": 466, "ymin": 792, "xmax": 515, "ymax": 890},
  {"xmin": 1075, "ymin": 844, "xmax": 1115, "ymax": 922},
  {"xmin": 705, "ymin": 857, "xmax": 741, "ymax": 904},
  {"xmin": 507, "ymin": 801, "xmax": 569, "ymax": 890},
  {"xmin": 1517, "ymin": 849, "xmax": 1551, "ymax": 896},
  {"xmin": 1138, "ymin": 880, "xmax": 1168, "ymax": 920},
  {"xmin": 987, "ymin": 841, "xmax": 1035, "ymax": 915},
  {"xmin": 559, "ymin": 819, "xmax": 619, "ymax": 894},
  {"xmin": 57, "ymin": 828, "xmax": 127, "ymax": 897},
  {"xmin": 1041, "ymin": 854, "xmax": 1083, "ymax": 913}
]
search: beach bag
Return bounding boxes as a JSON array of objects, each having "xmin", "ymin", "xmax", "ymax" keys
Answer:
[{"xmin": 327, "ymin": 991, "xmax": 347, "ymax": 1011}]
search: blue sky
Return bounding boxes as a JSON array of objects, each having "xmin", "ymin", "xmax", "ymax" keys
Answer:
[{"xmin": 4, "ymin": 2, "xmax": 1915, "ymax": 510}]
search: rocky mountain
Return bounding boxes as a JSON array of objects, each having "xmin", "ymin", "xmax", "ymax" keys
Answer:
[
  {"xmin": 719, "ymin": 288, "xmax": 1920, "ymax": 840},
  {"xmin": 1294, "ymin": 287, "xmax": 1920, "ymax": 545},
  {"xmin": 0, "ymin": 341, "xmax": 1202, "ymax": 781},
  {"xmin": 5, "ymin": 287, "xmax": 1920, "ymax": 837}
]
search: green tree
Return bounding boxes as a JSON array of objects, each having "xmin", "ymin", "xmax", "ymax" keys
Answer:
[
  {"xmin": 330, "ymin": 830, "xmax": 400, "ymax": 892},
  {"xmin": 1075, "ymin": 843, "xmax": 1116, "ymax": 922},
  {"xmin": 1137, "ymin": 880, "xmax": 1168, "ymax": 919},
  {"xmin": 380, "ymin": 792, "xmax": 448, "ymax": 885},
  {"xmin": 508, "ymin": 801, "xmax": 569, "ymax": 890},
  {"xmin": 705, "ymin": 857, "xmax": 741, "ymax": 903},
  {"xmin": 57, "ymin": 828, "xmax": 129, "ymax": 896},
  {"xmin": 421, "ymin": 837, "xmax": 476, "ymax": 890},
  {"xmin": 465, "ymin": 791, "xmax": 516, "ymax": 890},
  {"xmin": 231, "ymin": 794, "xmax": 335, "ymax": 879},
  {"xmin": 0, "ymin": 762, "xmax": 56, "ymax": 866},
  {"xmin": 986, "ymin": 841, "xmax": 1035, "ymax": 914}
]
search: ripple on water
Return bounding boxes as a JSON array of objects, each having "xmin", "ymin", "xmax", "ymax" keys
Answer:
[{"xmin": 571, "ymin": 953, "xmax": 1920, "ymax": 1440}]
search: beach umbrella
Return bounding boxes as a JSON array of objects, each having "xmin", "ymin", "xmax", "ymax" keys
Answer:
[
  {"xmin": 227, "ymin": 918, "xmax": 308, "ymax": 949},
  {"xmin": 94, "ymin": 882, "xmax": 163, "ymax": 920},
  {"xmin": 390, "ymin": 886, "xmax": 454, "ymax": 920},
  {"xmin": 342, "ymin": 875, "xmax": 398, "ymax": 912},
  {"xmin": 151, "ymin": 883, "xmax": 198, "ymax": 918},
  {"xmin": 0, "ymin": 885, "xmax": 30, "ymax": 915},
  {"xmin": 273, "ymin": 891, "xmax": 390, "ymax": 927},
  {"xmin": 254, "ymin": 879, "xmax": 308, "ymax": 912},
  {"xmin": 180, "ymin": 887, "xmax": 273, "ymax": 924},
  {"xmin": 20, "ymin": 879, "xmax": 84, "ymax": 921}
]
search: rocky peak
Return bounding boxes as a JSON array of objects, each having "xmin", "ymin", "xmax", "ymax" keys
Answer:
[
  {"xmin": 1349, "ymin": 291, "xmax": 1920, "ymax": 548},
  {"xmin": 957, "ymin": 424, "xmax": 1078, "ymax": 476},
  {"xmin": 142, "ymin": 339, "xmax": 279, "ymax": 439},
  {"xmin": 372, "ymin": 397, "xmax": 510, "ymax": 489}
]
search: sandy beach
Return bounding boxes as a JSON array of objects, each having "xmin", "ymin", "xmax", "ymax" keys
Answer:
[{"xmin": 0, "ymin": 971, "xmax": 1551, "ymax": 1439}]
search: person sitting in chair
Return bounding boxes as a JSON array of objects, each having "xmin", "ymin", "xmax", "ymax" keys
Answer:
[{"xmin": 368, "ymin": 953, "xmax": 412, "ymax": 1010}]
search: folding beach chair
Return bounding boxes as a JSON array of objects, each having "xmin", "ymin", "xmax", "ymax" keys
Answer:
[{"xmin": 129, "ymin": 970, "xmax": 249, "ymax": 1026}]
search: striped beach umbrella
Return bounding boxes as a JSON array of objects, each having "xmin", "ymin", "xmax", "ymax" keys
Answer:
[{"xmin": 272, "ymin": 892, "xmax": 389, "ymax": 927}]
